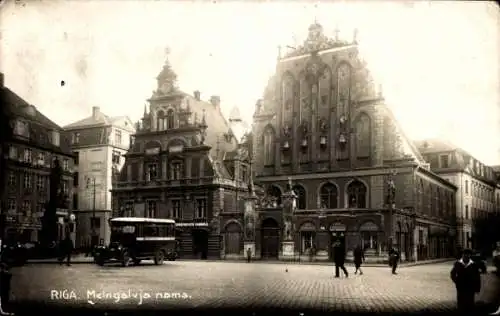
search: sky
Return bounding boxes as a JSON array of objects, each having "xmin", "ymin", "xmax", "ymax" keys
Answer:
[{"xmin": 1, "ymin": 1, "xmax": 499, "ymax": 165}]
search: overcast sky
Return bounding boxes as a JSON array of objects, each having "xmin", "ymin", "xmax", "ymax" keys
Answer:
[{"xmin": 1, "ymin": 1, "xmax": 499, "ymax": 164}]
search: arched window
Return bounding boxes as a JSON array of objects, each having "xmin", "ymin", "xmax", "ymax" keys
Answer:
[
  {"xmin": 166, "ymin": 109, "xmax": 175, "ymax": 129},
  {"xmin": 355, "ymin": 113, "xmax": 371, "ymax": 158},
  {"xmin": 293, "ymin": 185, "xmax": 307, "ymax": 210},
  {"xmin": 157, "ymin": 110, "xmax": 165, "ymax": 131},
  {"xmin": 267, "ymin": 186, "xmax": 282, "ymax": 206},
  {"xmin": 319, "ymin": 67, "xmax": 331, "ymax": 107},
  {"xmin": 262, "ymin": 127, "xmax": 275, "ymax": 166},
  {"xmin": 282, "ymin": 74, "xmax": 294, "ymax": 112},
  {"xmin": 319, "ymin": 183, "xmax": 338, "ymax": 209},
  {"xmin": 347, "ymin": 180, "xmax": 367, "ymax": 208},
  {"xmin": 336, "ymin": 63, "xmax": 351, "ymax": 117}
]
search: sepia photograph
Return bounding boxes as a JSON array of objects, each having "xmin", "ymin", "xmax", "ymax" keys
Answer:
[{"xmin": 0, "ymin": 0, "xmax": 499, "ymax": 315}]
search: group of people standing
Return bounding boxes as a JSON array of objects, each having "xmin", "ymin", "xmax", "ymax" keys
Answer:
[{"xmin": 331, "ymin": 241, "xmax": 401, "ymax": 278}]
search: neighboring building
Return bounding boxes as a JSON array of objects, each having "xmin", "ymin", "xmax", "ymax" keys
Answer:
[
  {"xmin": 416, "ymin": 139, "xmax": 498, "ymax": 249},
  {"xmin": 1, "ymin": 74, "xmax": 75, "ymax": 244},
  {"xmin": 250, "ymin": 22, "xmax": 457, "ymax": 262},
  {"xmin": 111, "ymin": 55, "xmax": 251, "ymax": 259},
  {"xmin": 63, "ymin": 106, "xmax": 135, "ymax": 248},
  {"xmin": 489, "ymin": 165, "xmax": 500, "ymax": 214}
]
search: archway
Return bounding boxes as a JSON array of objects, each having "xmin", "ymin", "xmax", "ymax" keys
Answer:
[
  {"xmin": 261, "ymin": 218, "xmax": 280, "ymax": 259},
  {"xmin": 225, "ymin": 222, "xmax": 242, "ymax": 255},
  {"xmin": 192, "ymin": 229, "xmax": 209, "ymax": 259}
]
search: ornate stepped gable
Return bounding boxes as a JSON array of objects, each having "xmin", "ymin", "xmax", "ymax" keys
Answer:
[{"xmin": 124, "ymin": 50, "xmax": 244, "ymax": 183}]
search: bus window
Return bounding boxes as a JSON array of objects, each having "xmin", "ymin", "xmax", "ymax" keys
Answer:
[
  {"xmin": 168, "ymin": 223, "xmax": 174, "ymax": 237},
  {"xmin": 143, "ymin": 225, "xmax": 159, "ymax": 237}
]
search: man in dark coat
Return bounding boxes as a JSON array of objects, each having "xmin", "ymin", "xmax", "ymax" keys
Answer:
[
  {"xmin": 389, "ymin": 246, "xmax": 400, "ymax": 275},
  {"xmin": 0, "ymin": 263, "xmax": 13, "ymax": 315},
  {"xmin": 333, "ymin": 241, "xmax": 348, "ymax": 278},
  {"xmin": 353, "ymin": 245, "xmax": 365, "ymax": 275},
  {"xmin": 450, "ymin": 249, "xmax": 481, "ymax": 313},
  {"xmin": 58, "ymin": 234, "xmax": 73, "ymax": 266}
]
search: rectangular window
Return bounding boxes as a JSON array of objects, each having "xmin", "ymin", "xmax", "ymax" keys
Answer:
[
  {"xmin": 23, "ymin": 172, "xmax": 32, "ymax": 189},
  {"xmin": 171, "ymin": 162, "xmax": 183, "ymax": 180},
  {"xmin": 439, "ymin": 155, "xmax": 449, "ymax": 168},
  {"xmin": 62, "ymin": 180, "xmax": 69, "ymax": 195},
  {"xmin": 195, "ymin": 198, "xmax": 207, "ymax": 218},
  {"xmin": 23, "ymin": 149, "xmax": 32, "ymax": 163},
  {"xmin": 63, "ymin": 159, "xmax": 69, "ymax": 171},
  {"xmin": 146, "ymin": 163, "xmax": 158, "ymax": 182},
  {"xmin": 8, "ymin": 172, "xmax": 16, "ymax": 187},
  {"xmin": 36, "ymin": 175, "xmax": 45, "ymax": 192},
  {"xmin": 147, "ymin": 201, "xmax": 157, "ymax": 218},
  {"xmin": 22, "ymin": 200, "xmax": 31, "ymax": 216},
  {"xmin": 465, "ymin": 180, "xmax": 468, "ymax": 194},
  {"xmin": 73, "ymin": 151, "xmax": 79, "ymax": 165},
  {"xmin": 172, "ymin": 200, "xmax": 182, "ymax": 219},
  {"xmin": 114, "ymin": 130, "xmax": 122, "ymax": 145},
  {"xmin": 7, "ymin": 199, "xmax": 16, "ymax": 212},
  {"xmin": 14, "ymin": 120, "xmax": 29, "ymax": 137},
  {"xmin": 37, "ymin": 152, "xmax": 45, "ymax": 166},
  {"xmin": 9, "ymin": 146, "xmax": 17, "ymax": 160},
  {"xmin": 72, "ymin": 132, "xmax": 80, "ymax": 144},
  {"xmin": 418, "ymin": 230, "xmax": 424, "ymax": 245},
  {"xmin": 52, "ymin": 131, "xmax": 60, "ymax": 147}
]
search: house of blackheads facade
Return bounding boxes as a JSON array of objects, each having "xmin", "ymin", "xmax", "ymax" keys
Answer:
[{"xmin": 231, "ymin": 23, "xmax": 458, "ymax": 263}]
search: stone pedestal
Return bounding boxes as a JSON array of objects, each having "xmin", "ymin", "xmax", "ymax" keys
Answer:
[
  {"xmin": 280, "ymin": 241, "xmax": 295, "ymax": 260},
  {"xmin": 244, "ymin": 241, "xmax": 256, "ymax": 259}
]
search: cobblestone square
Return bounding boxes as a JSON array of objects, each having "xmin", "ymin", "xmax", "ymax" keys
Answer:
[{"xmin": 9, "ymin": 261, "xmax": 500, "ymax": 312}]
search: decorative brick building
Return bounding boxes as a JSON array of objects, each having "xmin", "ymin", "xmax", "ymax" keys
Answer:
[
  {"xmin": 247, "ymin": 23, "xmax": 457, "ymax": 262},
  {"xmin": 111, "ymin": 55, "xmax": 251, "ymax": 259}
]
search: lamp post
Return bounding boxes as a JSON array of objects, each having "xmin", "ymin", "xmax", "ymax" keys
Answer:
[{"xmin": 86, "ymin": 177, "xmax": 97, "ymax": 248}]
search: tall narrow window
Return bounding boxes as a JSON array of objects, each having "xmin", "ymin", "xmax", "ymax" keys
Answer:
[
  {"xmin": 282, "ymin": 74, "xmax": 294, "ymax": 111},
  {"xmin": 166, "ymin": 109, "xmax": 175, "ymax": 129},
  {"xmin": 293, "ymin": 185, "xmax": 307, "ymax": 210},
  {"xmin": 23, "ymin": 149, "xmax": 32, "ymax": 163},
  {"xmin": 355, "ymin": 113, "xmax": 371, "ymax": 158},
  {"xmin": 114, "ymin": 130, "xmax": 122, "ymax": 145},
  {"xmin": 319, "ymin": 183, "xmax": 338, "ymax": 209},
  {"xmin": 23, "ymin": 172, "xmax": 32, "ymax": 189},
  {"xmin": 262, "ymin": 127, "xmax": 275, "ymax": 166},
  {"xmin": 195, "ymin": 199, "xmax": 207, "ymax": 218},
  {"xmin": 147, "ymin": 201, "xmax": 157, "ymax": 218},
  {"xmin": 347, "ymin": 180, "xmax": 367, "ymax": 208},
  {"xmin": 157, "ymin": 110, "xmax": 165, "ymax": 131},
  {"xmin": 72, "ymin": 132, "xmax": 80, "ymax": 144},
  {"xmin": 171, "ymin": 161, "xmax": 183, "ymax": 180},
  {"xmin": 336, "ymin": 63, "xmax": 351, "ymax": 117},
  {"xmin": 146, "ymin": 163, "xmax": 158, "ymax": 182},
  {"xmin": 319, "ymin": 67, "xmax": 331, "ymax": 107},
  {"xmin": 172, "ymin": 200, "xmax": 182, "ymax": 218}
]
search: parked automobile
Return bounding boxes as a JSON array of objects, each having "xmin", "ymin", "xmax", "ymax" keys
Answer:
[
  {"xmin": 1, "ymin": 242, "xmax": 28, "ymax": 266},
  {"xmin": 471, "ymin": 251, "xmax": 487, "ymax": 274}
]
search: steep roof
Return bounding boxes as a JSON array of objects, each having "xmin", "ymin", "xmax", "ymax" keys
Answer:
[
  {"xmin": 64, "ymin": 110, "xmax": 133, "ymax": 130},
  {"xmin": 2, "ymin": 87, "xmax": 72, "ymax": 154},
  {"xmin": 414, "ymin": 138, "xmax": 459, "ymax": 154}
]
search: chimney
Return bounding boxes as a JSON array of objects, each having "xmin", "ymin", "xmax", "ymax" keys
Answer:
[
  {"xmin": 210, "ymin": 95, "xmax": 220, "ymax": 108},
  {"xmin": 0, "ymin": 72, "xmax": 4, "ymax": 88},
  {"xmin": 92, "ymin": 106, "xmax": 100, "ymax": 119},
  {"xmin": 193, "ymin": 90, "xmax": 201, "ymax": 101}
]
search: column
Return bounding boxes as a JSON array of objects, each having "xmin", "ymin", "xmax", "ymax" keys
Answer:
[
  {"xmin": 162, "ymin": 156, "xmax": 167, "ymax": 180},
  {"xmin": 138, "ymin": 161, "xmax": 144, "ymax": 182},
  {"xmin": 185, "ymin": 157, "xmax": 192, "ymax": 179}
]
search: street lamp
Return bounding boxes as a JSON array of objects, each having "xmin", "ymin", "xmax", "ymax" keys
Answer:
[
  {"xmin": 86, "ymin": 176, "xmax": 98, "ymax": 248},
  {"xmin": 387, "ymin": 169, "xmax": 397, "ymax": 249}
]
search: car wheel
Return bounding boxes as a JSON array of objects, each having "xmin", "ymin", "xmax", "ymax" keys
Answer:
[
  {"xmin": 122, "ymin": 251, "xmax": 132, "ymax": 267},
  {"xmin": 154, "ymin": 250, "xmax": 164, "ymax": 265},
  {"xmin": 133, "ymin": 259, "xmax": 141, "ymax": 266}
]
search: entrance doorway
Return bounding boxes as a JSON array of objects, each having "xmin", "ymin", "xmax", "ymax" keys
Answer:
[
  {"xmin": 261, "ymin": 218, "xmax": 280, "ymax": 259},
  {"xmin": 192, "ymin": 229, "xmax": 209, "ymax": 259}
]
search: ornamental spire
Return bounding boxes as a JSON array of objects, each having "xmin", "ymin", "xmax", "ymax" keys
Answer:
[{"xmin": 156, "ymin": 47, "xmax": 178, "ymax": 95}]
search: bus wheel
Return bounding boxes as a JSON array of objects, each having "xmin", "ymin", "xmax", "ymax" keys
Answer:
[
  {"xmin": 96, "ymin": 257, "xmax": 105, "ymax": 266},
  {"xmin": 154, "ymin": 250, "xmax": 164, "ymax": 265},
  {"xmin": 133, "ymin": 259, "xmax": 141, "ymax": 266},
  {"xmin": 122, "ymin": 251, "xmax": 132, "ymax": 267}
]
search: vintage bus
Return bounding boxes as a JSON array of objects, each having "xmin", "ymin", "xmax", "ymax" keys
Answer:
[{"xmin": 94, "ymin": 217, "xmax": 177, "ymax": 267}]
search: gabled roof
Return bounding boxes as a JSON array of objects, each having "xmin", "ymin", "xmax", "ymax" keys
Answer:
[
  {"xmin": 414, "ymin": 138, "xmax": 459, "ymax": 154},
  {"xmin": 2, "ymin": 87, "xmax": 72, "ymax": 154},
  {"xmin": 384, "ymin": 105, "xmax": 426, "ymax": 164},
  {"xmin": 64, "ymin": 111, "xmax": 134, "ymax": 131}
]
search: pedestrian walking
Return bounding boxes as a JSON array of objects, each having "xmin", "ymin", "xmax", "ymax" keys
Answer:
[
  {"xmin": 388, "ymin": 246, "xmax": 400, "ymax": 275},
  {"xmin": 246, "ymin": 247, "xmax": 252, "ymax": 263},
  {"xmin": 333, "ymin": 241, "xmax": 348, "ymax": 278},
  {"xmin": 492, "ymin": 242, "xmax": 500, "ymax": 275},
  {"xmin": 353, "ymin": 245, "xmax": 365, "ymax": 275},
  {"xmin": 58, "ymin": 234, "xmax": 73, "ymax": 266},
  {"xmin": 0, "ymin": 263, "xmax": 14, "ymax": 315},
  {"xmin": 450, "ymin": 249, "xmax": 481, "ymax": 314}
]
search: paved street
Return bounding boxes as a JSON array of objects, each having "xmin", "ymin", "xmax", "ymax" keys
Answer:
[{"xmin": 9, "ymin": 261, "xmax": 500, "ymax": 312}]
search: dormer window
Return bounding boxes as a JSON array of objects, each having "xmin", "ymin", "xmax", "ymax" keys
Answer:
[
  {"xmin": 14, "ymin": 120, "xmax": 29, "ymax": 138},
  {"xmin": 72, "ymin": 132, "xmax": 80, "ymax": 144}
]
